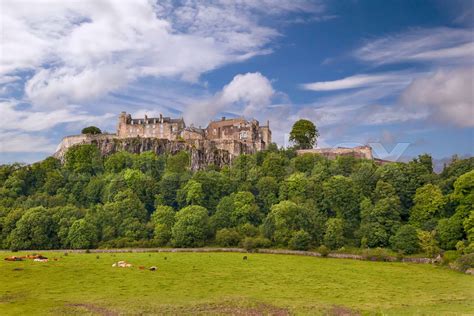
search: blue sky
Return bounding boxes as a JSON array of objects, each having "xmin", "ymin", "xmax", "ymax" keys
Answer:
[{"xmin": 0, "ymin": 0, "xmax": 473, "ymax": 164}]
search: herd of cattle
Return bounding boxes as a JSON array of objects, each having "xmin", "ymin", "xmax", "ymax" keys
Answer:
[{"xmin": 4, "ymin": 254, "xmax": 52, "ymax": 262}]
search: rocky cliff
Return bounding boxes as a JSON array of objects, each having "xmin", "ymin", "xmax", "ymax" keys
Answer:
[{"xmin": 53, "ymin": 134, "xmax": 245, "ymax": 170}]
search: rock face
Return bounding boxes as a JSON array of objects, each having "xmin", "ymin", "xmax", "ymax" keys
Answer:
[{"xmin": 53, "ymin": 134, "xmax": 253, "ymax": 170}]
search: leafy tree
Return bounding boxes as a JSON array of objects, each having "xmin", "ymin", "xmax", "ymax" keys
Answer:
[
  {"xmin": 279, "ymin": 172, "xmax": 311, "ymax": 204},
  {"xmin": 215, "ymin": 228, "xmax": 241, "ymax": 247},
  {"xmin": 264, "ymin": 200, "xmax": 322, "ymax": 246},
  {"xmin": 7, "ymin": 206, "xmax": 57, "ymax": 250},
  {"xmin": 104, "ymin": 151, "xmax": 134, "ymax": 173},
  {"xmin": 291, "ymin": 153, "xmax": 317, "ymax": 174},
  {"xmin": 81, "ymin": 126, "xmax": 102, "ymax": 134},
  {"xmin": 323, "ymin": 175, "xmax": 360, "ymax": 227},
  {"xmin": 289, "ymin": 119, "xmax": 319, "ymax": 149},
  {"xmin": 166, "ymin": 151, "xmax": 190, "ymax": 173},
  {"xmin": 67, "ymin": 219, "xmax": 98, "ymax": 249},
  {"xmin": 437, "ymin": 216, "xmax": 464, "ymax": 250},
  {"xmin": 151, "ymin": 205, "xmax": 176, "ymax": 246},
  {"xmin": 417, "ymin": 230, "xmax": 440, "ymax": 257},
  {"xmin": 324, "ymin": 218, "xmax": 345, "ymax": 250},
  {"xmin": 410, "ymin": 184, "xmax": 446, "ymax": 229},
  {"xmin": 172, "ymin": 205, "xmax": 210, "ymax": 247},
  {"xmin": 64, "ymin": 144, "xmax": 103, "ymax": 175},
  {"xmin": 261, "ymin": 153, "xmax": 288, "ymax": 180},
  {"xmin": 256, "ymin": 176, "xmax": 279, "ymax": 213},
  {"xmin": 389, "ymin": 225, "xmax": 420, "ymax": 254},
  {"xmin": 177, "ymin": 180, "xmax": 204, "ymax": 207},
  {"xmin": 289, "ymin": 230, "xmax": 311, "ymax": 250}
]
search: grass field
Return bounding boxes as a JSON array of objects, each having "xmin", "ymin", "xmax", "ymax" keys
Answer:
[{"xmin": 0, "ymin": 251, "xmax": 472, "ymax": 315}]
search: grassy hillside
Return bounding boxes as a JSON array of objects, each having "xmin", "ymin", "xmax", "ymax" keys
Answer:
[{"xmin": 1, "ymin": 251, "xmax": 472, "ymax": 315}]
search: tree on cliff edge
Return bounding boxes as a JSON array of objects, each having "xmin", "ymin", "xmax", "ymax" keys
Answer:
[
  {"xmin": 289, "ymin": 119, "xmax": 319, "ymax": 149},
  {"xmin": 81, "ymin": 126, "xmax": 102, "ymax": 135}
]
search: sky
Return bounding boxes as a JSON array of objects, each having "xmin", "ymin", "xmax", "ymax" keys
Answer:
[{"xmin": 0, "ymin": 0, "xmax": 473, "ymax": 164}]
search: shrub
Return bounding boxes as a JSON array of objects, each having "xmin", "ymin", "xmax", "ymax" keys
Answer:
[
  {"xmin": 390, "ymin": 225, "xmax": 420, "ymax": 254},
  {"xmin": 318, "ymin": 245, "xmax": 329, "ymax": 257},
  {"xmin": 288, "ymin": 230, "xmax": 311, "ymax": 251},
  {"xmin": 215, "ymin": 228, "xmax": 241, "ymax": 247},
  {"xmin": 442, "ymin": 250, "xmax": 460, "ymax": 265},
  {"xmin": 241, "ymin": 237, "xmax": 271, "ymax": 251},
  {"xmin": 451, "ymin": 253, "xmax": 474, "ymax": 273},
  {"xmin": 362, "ymin": 247, "xmax": 392, "ymax": 262}
]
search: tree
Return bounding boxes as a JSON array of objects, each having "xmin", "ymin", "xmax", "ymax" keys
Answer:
[
  {"xmin": 390, "ymin": 225, "xmax": 420, "ymax": 254},
  {"xmin": 104, "ymin": 151, "xmax": 134, "ymax": 173},
  {"xmin": 81, "ymin": 126, "xmax": 102, "ymax": 135},
  {"xmin": 172, "ymin": 205, "xmax": 210, "ymax": 247},
  {"xmin": 289, "ymin": 230, "xmax": 311, "ymax": 250},
  {"xmin": 324, "ymin": 218, "xmax": 345, "ymax": 250},
  {"xmin": 256, "ymin": 176, "xmax": 279, "ymax": 213},
  {"xmin": 64, "ymin": 144, "xmax": 103, "ymax": 175},
  {"xmin": 417, "ymin": 230, "xmax": 440, "ymax": 257},
  {"xmin": 410, "ymin": 184, "xmax": 446, "ymax": 229},
  {"xmin": 289, "ymin": 119, "xmax": 319, "ymax": 149},
  {"xmin": 7, "ymin": 206, "xmax": 57, "ymax": 250},
  {"xmin": 261, "ymin": 153, "xmax": 288, "ymax": 181},
  {"xmin": 151, "ymin": 205, "xmax": 176, "ymax": 246},
  {"xmin": 323, "ymin": 175, "xmax": 360, "ymax": 228},
  {"xmin": 437, "ymin": 216, "xmax": 464, "ymax": 250},
  {"xmin": 67, "ymin": 219, "xmax": 98, "ymax": 249},
  {"xmin": 215, "ymin": 228, "xmax": 241, "ymax": 247}
]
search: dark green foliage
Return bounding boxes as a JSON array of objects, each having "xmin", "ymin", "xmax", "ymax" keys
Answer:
[
  {"xmin": 215, "ymin": 228, "xmax": 241, "ymax": 247},
  {"xmin": 390, "ymin": 225, "xmax": 420, "ymax": 254},
  {"xmin": 81, "ymin": 126, "xmax": 102, "ymax": 135},
  {"xmin": 0, "ymin": 141, "xmax": 471, "ymax": 254},
  {"xmin": 451, "ymin": 253, "xmax": 474, "ymax": 272},
  {"xmin": 289, "ymin": 119, "xmax": 319, "ymax": 149}
]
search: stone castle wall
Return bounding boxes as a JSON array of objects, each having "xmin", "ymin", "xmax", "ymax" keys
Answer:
[{"xmin": 296, "ymin": 146, "xmax": 374, "ymax": 160}]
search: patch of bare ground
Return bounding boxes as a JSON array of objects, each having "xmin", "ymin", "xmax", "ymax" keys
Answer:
[
  {"xmin": 145, "ymin": 301, "xmax": 291, "ymax": 315},
  {"xmin": 325, "ymin": 305, "xmax": 361, "ymax": 316},
  {"xmin": 64, "ymin": 303, "xmax": 119, "ymax": 316}
]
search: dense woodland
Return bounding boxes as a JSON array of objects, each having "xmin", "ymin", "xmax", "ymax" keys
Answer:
[{"xmin": 0, "ymin": 141, "xmax": 472, "ymax": 258}]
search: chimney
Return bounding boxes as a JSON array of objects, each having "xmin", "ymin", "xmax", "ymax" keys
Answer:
[
  {"xmin": 267, "ymin": 120, "xmax": 269, "ymax": 127},
  {"xmin": 160, "ymin": 113, "xmax": 163, "ymax": 123},
  {"xmin": 221, "ymin": 116, "xmax": 226, "ymax": 121}
]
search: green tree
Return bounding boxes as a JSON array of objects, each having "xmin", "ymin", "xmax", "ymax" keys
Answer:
[
  {"xmin": 389, "ymin": 224, "xmax": 420, "ymax": 254},
  {"xmin": 417, "ymin": 230, "xmax": 440, "ymax": 257},
  {"xmin": 289, "ymin": 230, "xmax": 311, "ymax": 250},
  {"xmin": 104, "ymin": 151, "xmax": 134, "ymax": 173},
  {"xmin": 289, "ymin": 119, "xmax": 319, "ymax": 149},
  {"xmin": 437, "ymin": 216, "xmax": 464, "ymax": 250},
  {"xmin": 67, "ymin": 219, "xmax": 98, "ymax": 249},
  {"xmin": 64, "ymin": 144, "xmax": 103, "ymax": 175},
  {"xmin": 410, "ymin": 184, "xmax": 446, "ymax": 229},
  {"xmin": 215, "ymin": 228, "xmax": 241, "ymax": 247},
  {"xmin": 324, "ymin": 218, "xmax": 345, "ymax": 250},
  {"xmin": 151, "ymin": 205, "xmax": 176, "ymax": 246},
  {"xmin": 81, "ymin": 126, "xmax": 102, "ymax": 134},
  {"xmin": 172, "ymin": 205, "xmax": 210, "ymax": 247},
  {"xmin": 166, "ymin": 151, "xmax": 190, "ymax": 173},
  {"xmin": 323, "ymin": 175, "xmax": 360, "ymax": 228},
  {"xmin": 7, "ymin": 206, "xmax": 57, "ymax": 250},
  {"xmin": 256, "ymin": 176, "xmax": 279, "ymax": 213},
  {"xmin": 261, "ymin": 153, "xmax": 288, "ymax": 180}
]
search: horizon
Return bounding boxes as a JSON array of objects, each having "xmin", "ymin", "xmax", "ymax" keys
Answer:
[{"xmin": 1, "ymin": 0, "xmax": 473, "ymax": 164}]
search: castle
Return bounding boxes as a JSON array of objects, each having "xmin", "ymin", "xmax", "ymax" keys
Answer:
[{"xmin": 117, "ymin": 112, "xmax": 272, "ymax": 152}]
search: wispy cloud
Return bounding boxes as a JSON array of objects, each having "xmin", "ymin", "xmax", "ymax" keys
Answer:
[
  {"xmin": 301, "ymin": 72, "xmax": 412, "ymax": 91},
  {"xmin": 355, "ymin": 27, "xmax": 473, "ymax": 66}
]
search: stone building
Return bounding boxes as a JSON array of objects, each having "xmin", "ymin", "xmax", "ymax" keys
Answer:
[{"xmin": 117, "ymin": 112, "xmax": 272, "ymax": 152}]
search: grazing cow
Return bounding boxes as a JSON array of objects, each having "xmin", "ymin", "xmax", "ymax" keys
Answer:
[
  {"xmin": 149, "ymin": 266, "xmax": 157, "ymax": 271},
  {"xmin": 139, "ymin": 266, "xmax": 145, "ymax": 270},
  {"xmin": 4, "ymin": 256, "xmax": 23, "ymax": 261},
  {"xmin": 243, "ymin": 256, "xmax": 248, "ymax": 260}
]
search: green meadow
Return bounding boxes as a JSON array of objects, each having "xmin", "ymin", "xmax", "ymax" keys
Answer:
[{"xmin": 1, "ymin": 251, "xmax": 472, "ymax": 315}]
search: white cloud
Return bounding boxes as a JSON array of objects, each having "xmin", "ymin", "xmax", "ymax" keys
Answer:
[
  {"xmin": 0, "ymin": 132, "xmax": 56, "ymax": 153},
  {"xmin": 355, "ymin": 27, "xmax": 473, "ymax": 65},
  {"xmin": 2, "ymin": 0, "xmax": 319, "ymax": 109},
  {"xmin": 400, "ymin": 67, "xmax": 474, "ymax": 127},
  {"xmin": 301, "ymin": 73, "xmax": 411, "ymax": 91},
  {"xmin": 0, "ymin": 101, "xmax": 114, "ymax": 132},
  {"xmin": 185, "ymin": 72, "xmax": 275, "ymax": 125}
]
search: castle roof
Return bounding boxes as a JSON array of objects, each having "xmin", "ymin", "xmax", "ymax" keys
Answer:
[{"xmin": 130, "ymin": 117, "xmax": 184, "ymax": 124}]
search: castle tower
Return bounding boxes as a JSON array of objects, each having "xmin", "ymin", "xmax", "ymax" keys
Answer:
[{"xmin": 117, "ymin": 111, "xmax": 129, "ymax": 138}]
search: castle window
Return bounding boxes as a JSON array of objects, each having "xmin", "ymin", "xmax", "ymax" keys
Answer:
[{"xmin": 239, "ymin": 131, "xmax": 248, "ymax": 139}]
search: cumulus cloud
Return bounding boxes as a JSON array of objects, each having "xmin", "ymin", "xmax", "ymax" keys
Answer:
[
  {"xmin": 185, "ymin": 72, "xmax": 275, "ymax": 125},
  {"xmin": 400, "ymin": 67, "xmax": 474, "ymax": 127}
]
